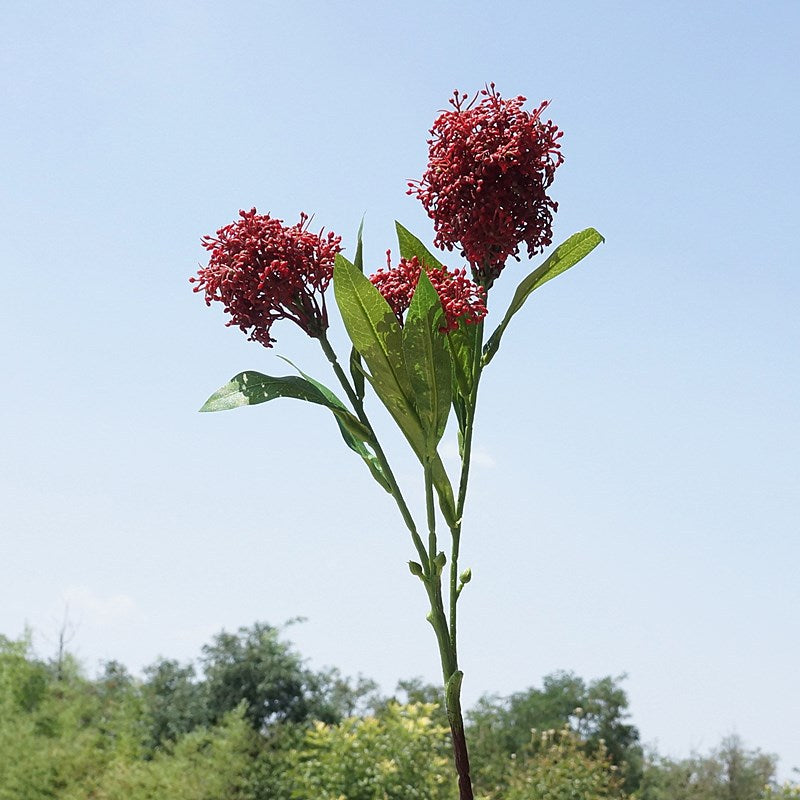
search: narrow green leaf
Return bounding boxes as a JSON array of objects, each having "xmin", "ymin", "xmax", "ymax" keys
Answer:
[
  {"xmin": 200, "ymin": 371, "xmax": 335, "ymax": 413},
  {"xmin": 454, "ymin": 398, "xmax": 466, "ymax": 454},
  {"xmin": 446, "ymin": 319, "xmax": 480, "ymax": 403},
  {"xmin": 275, "ymin": 356, "xmax": 374, "ymax": 442},
  {"xmin": 356, "ymin": 449, "xmax": 393, "ymax": 492},
  {"xmin": 354, "ymin": 216, "xmax": 365, "ymax": 273},
  {"xmin": 333, "ymin": 254, "xmax": 426, "ymax": 456},
  {"xmin": 334, "ymin": 254, "xmax": 456, "ymax": 519},
  {"xmin": 333, "ymin": 254, "xmax": 455, "ymax": 525},
  {"xmin": 395, "ymin": 222, "xmax": 445, "ymax": 269},
  {"xmin": 431, "ymin": 453, "xmax": 457, "ymax": 528},
  {"xmin": 482, "ymin": 228, "xmax": 604, "ymax": 366},
  {"xmin": 351, "ymin": 221, "xmax": 367, "ymax": 397},
  {"xmin": 402, "ymin": 270, "xmax": 452, "ymax": 453},
  {"xmin": 349, "ymin": 346, "xmax": 366, "ymax": 401},
  {"xmin": 200, "ymin": 370, "xmax": 390, "ymax": 492},
  {"xmin": 276, "ymin": 357, "xmax": 390, "ymax": 492}
]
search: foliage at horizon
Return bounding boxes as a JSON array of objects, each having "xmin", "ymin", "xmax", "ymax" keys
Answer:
[{"xmin": 1, "ymin": 627, "xmax": 796, "ymax": 800}]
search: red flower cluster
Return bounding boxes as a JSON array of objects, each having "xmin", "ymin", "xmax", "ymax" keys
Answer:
[
  {"xmin": 409, "ymin": 84, "xmax": 564, "ymax": 286},
  {"xmin": 192, "ymin": 209, "xmax": 341, "ymax": 347},
  {"xmin": 370, "ymin": 254, "xmax": 487, "ymax": 332}
]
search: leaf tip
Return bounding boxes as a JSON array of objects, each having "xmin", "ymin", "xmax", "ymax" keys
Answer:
[{"xmin": 585, "ymin": 226, "xmax": 604, "ymax": 244}]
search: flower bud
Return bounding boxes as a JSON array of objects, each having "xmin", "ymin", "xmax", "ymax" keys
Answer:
[
  {"xmin": 459, "ymin": 568, "xmax": 472, "ymax": 585},
  {"xmin": 433, "ymin": 552, "xmax": 447, "ymax": 573},
  {"xmin": 408, "ymin": 560, "xmax": 424, "ymax": 578}
]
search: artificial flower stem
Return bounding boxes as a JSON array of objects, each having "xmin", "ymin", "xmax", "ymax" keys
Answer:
[
  {"xmin": 449, "ymin": 321, "xmax": 485, "ymax": 648},
  {"xmin": 424, "ymin": 460, "xmax": 438, "ymax": 568},
  {"xmin": 423, "ymin": 460, "xmax": 452, "ymax": 671},
  {"xmin": 318, "ymin": 333, "xmax": 430, "ymax": 571},
  {"xmin": 424, "ymin": 576, "xmax": 455, "ymax": 680},
  {"xmin": 440, "ymin": 324, "xmax": 485, "ymax": 800},
  {"xmin": 446, "ymin": 679, "xmax": 474, "ymax": 800},
  {"xmin": 322, "ymin": 331, "xmax": 471, "ymax": 796},
  {"xmin": 424, "ymin": 460, "xmax": 474, "ymax": 800}
]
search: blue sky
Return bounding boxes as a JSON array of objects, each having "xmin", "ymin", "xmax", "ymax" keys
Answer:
[{"xmin": 2, "ymin": 0, "xmax": 798, "ymax": 776}]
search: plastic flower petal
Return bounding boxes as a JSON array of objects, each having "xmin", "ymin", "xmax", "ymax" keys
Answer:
[
  {"xmin": 191, "ymin": 209, "xmax": 341, "ymax": 347},
  {"xmin": 410, "ymin": 84, "xmax": 564, "ymax": 286},
  {"xmin": 370, "ymin": 253, "xmax": 487, "ymax": 332}
]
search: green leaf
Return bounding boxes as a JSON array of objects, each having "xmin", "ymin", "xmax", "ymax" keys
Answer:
[
  {"xmin": 393, "ymin": 223, "xmax": 481, "ymax": 438},
  {"xmin": 482, "ymin": 228, "xmax": 604, "ymax": 366},
  {"xmin": 333, "ymin": 254, "xmax": 427, "ymax": 456},
  {"xmin": 275, "ymin": 355, "xmax": 372, "ymax": 439},
  {"xmin": 395, "ymin": 222, "xmax": 445, "ymax": 269},
  {"xmin": 446, "ymin": 320, "xmax": 482, "ymax": 454},
  {"xmin": 430, "ymin": 454, "xmax": 456, "ymax": 528},
  {"xmin": 446, "ymin": 319, "xmax": 480, "ymax": 403},
  {"xmin": 402, "ymin": 270, "xmax": 452, "ymax": 454},
  {"xmin": 349, "ymin": 346, "xmax": 366, "ymax": 401},
  {"xmin": 200, "ymin": 371, "xmax": 335, "ymax": 413},
  {"xmin": 349, "ymin": 224, "xmax": 367, "ymax": 399},
  {"xmin": 275, "ymin": 356, "xmax": 390, "ymax": 492},
  {"xmin": 334, "ymin": 253, "xmax": 456, "ymax": 522},
  {"xmin": 200, "ymin": 370, "xmax": 391, "ymax": 492},
  {"xmin": 354, "ymin": 216, "xmax": 365, "ymax": 273},
  {"xmin": 453, "ymin": 397, "xmax": 467, "ymax": 456}
]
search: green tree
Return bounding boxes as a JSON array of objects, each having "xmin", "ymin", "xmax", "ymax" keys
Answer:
[
  {"xmin": 502, "ymin": 727, "xmax": 626, "ymax": 800},
  {"xmin": 84, "ymin": 707, "xmax": 255, "ymax": 800},
  {"xmin": 200, "ymin": 622, "xmax": 341, "ymax": 731},
  {"xmin": 638, "ymin": 736, "xmax": 778, "ymax": 800},
  {"xmin": 763, "ymin": 783, "xmax": 800, "ymax": 800},
  {"xmin": 0, "ymin": 632, "xmax": 48, "ymax": 713},
  {"xmin": 468, "ymin": 672, "xmax": 641, "ymax": 793},
  {"xmin": 370, "ymin": 676, "xmax": 449, "ymax": 729},
  {"xmin": 313, "ymin": 667, "xmax": 382, "ymax": 719},
  {"xmin": 285, "ymin": 702, "xmax": 454, "ymax": 800},
  {"xmin": 0, "ymin": 642, "xmax": 147, "ymax": 800},
  {"xmin": 142, "ymin": 658, "xmax": 209, "ymax": 747}
]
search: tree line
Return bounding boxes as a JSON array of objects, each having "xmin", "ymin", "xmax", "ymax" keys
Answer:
[{"xmin": 0, "ymin": 623, "xmax": 796, "ymax": 800}]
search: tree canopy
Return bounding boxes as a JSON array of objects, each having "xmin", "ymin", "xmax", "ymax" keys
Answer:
[{"xmin": 0, "ymin": 626, "xmax": 795, "ymax": 800}]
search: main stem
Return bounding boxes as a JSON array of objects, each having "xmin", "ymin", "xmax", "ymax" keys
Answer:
[
  {"xmin": 444, "ymin": 324, "xmax": 485, "ymax": 800},
  {"xmin": 423, "ymin": 461, "xmax": 454, "ymax": 678},
  {"xmin": 448, "ymin": 321, "xmax": 485, "ymax": 662},
  {"xmin": 424, "ymin": 462, "xmax": 473, "ymax": 800},
  {"xmin": 319, "ymin": 331, "xmax": 475, "ymax": 800}
]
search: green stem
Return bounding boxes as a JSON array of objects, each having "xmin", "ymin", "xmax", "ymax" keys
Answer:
[
  {"xmin": 423, "ymin": 460, "xmax": 456, "ymax": 680},
  {"xmin": 426, "ymin": 458, "xmax": 473, "ymax": 800},
  {"xmin": 424, "ymin": 460, "xmax": 437, "ymax": 569},
  {"xmin": 448, "ymin": 321, "xmax": 485, "ymax": 650},
  {"xmin": 318, "ymin": 333, "xmax": 429, "ymax": 571},
  {"xmin": 445, "ymin": 671, "xmax": 474, "ymax": 800},
  {"xmin": 321, "ymin": 333, "xmax": 473, "ymax": 799}
]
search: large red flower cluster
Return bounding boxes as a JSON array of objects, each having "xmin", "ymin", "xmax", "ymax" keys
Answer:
[
  {"xmin": 192, "ymin": 209, "xmax": 341, "ymax": 347},
  {"xmin": 370, "ymin": 253, "xmax": 487, "ymax": 332},
  {"xmin": 409, "ymin": 85, "xmax": 564, "ymax": 286}
]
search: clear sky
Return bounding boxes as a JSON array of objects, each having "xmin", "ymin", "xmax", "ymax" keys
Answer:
[{"xmin": 2, "ymin": 0, "xmax": 798, "ymax": 777}]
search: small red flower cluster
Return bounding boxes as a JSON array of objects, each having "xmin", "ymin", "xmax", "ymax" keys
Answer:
[
  {"xmin": 192, "ymin": 209, "xmax": 341, "ymax": 347},
  {"xmin": 370, "ymin": 253, "xmax": 487, "ymax": 332},
  {"xmin": 409, "ymin": 85, "xmax": 564, "ymax": 286}
]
